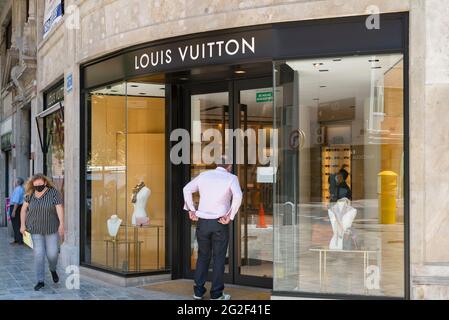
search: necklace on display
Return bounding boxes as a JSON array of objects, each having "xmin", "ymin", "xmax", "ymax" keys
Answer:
[{"xmin": 131, "ymin": 182, "xmax": 146, "ymax": 203}]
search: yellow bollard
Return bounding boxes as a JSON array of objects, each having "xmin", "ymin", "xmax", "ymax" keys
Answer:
[{"xmin": 378, "ymin": 171, "xmax": 398, "ymax": 224}]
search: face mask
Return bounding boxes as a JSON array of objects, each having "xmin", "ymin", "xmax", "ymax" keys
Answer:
[{"xmin": 35, "ymin": 185, "xmax": 46, "ymax": 192}]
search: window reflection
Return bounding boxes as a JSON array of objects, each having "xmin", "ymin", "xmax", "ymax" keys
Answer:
[{"xmin": 274, "ymin": 54, "xmax": 405, "ymax": 297}]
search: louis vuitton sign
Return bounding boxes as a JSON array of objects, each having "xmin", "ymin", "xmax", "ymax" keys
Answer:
[
  {"xmin": 125, "ymin": 29, "xmax": 273, "ymax": 76},
  {"xmin": 134, "ymin": 36, "xmax": 257, "ymax": 71}
]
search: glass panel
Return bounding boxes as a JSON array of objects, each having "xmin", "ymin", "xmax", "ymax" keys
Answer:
[
  {"xmin": 237, "ymin": 87, "xmax": 274, "ymax": 278},
  {"xmin": 85, "ymin": 82, "xmax": 128, "ymax": 272},
  {"xmin": 273, "ymin": 54, "xmax": 405, "ymax": 297},
  {"xmin": 125, "ymin": 82, "xmax": 166, "ymax": 272},
  {"xmin": 45, "ymin": 111, "xmax": 64, "ymax": 199},
  {"xmin": 85, "ymin": 81, "xmax": 168, "ymax": 273},
  {"xmin": 190, "ymin": 91, "xmax": 230, "ymax": 272}
]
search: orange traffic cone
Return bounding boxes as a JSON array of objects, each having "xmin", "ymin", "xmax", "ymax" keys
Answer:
[{"xmin": 257, "ymin": 203, "xmax": 268, "ymax": 228}]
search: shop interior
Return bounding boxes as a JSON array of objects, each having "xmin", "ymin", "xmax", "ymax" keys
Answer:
[
  {"xmin": 274, "ymin": 53, "xmax": 405, "ymax": 297},
  {"xmin": 87, "ymin": 81, "xmax": 166, "ymax": 272}
]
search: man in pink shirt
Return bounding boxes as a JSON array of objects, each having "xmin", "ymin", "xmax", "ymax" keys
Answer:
[{"xmin": 183, "ymin": 158, "xmax": 243, "ymax": 300}]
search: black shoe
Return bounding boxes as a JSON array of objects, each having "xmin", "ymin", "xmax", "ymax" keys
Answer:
[
  {"xmin": 50, "ymin": 271, "xmax": 59, "ymax": 283},
  {"xmin": 34, "ymin": 282, "xmax": 45, "ymax": 291}
]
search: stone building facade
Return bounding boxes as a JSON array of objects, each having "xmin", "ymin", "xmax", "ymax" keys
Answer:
[
  {"xmin": 1, "ymin": 0, "xmax": 449, "ymax": 300},
  {"xmin": 0, "ymin": 0, "xmax": 37, "ymax": 225}
]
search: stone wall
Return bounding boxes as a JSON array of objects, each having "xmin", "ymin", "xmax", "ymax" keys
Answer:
[{"xmin": 409, "ymin": 0, "xmax": 449, "ymax": 300}]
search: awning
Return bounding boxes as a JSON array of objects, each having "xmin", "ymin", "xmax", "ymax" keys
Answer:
[
  {"xmin": 36, "ymin": 101, "xmax": 64, "ymax": 119},
  {"xmin": 35, "ymin": 102, "xmax": 64, "ymax": 153}
]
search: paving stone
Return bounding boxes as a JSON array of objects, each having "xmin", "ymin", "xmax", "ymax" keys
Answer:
[{"xmin": 0, "ymin": 227, "xmax": 184, "ymax": 300}]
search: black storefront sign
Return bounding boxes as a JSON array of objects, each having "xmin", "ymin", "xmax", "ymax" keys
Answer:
[
  {"xmin": 84, "ymin": 28, "xmax": 274, "ymax": 88},
  {"xmin": 129, "ymin": 29, "xmax": 274, "ymax": 76},
  {"xmin": 83, "ymin": 13, "xmax": 407, "ymax": 89}
]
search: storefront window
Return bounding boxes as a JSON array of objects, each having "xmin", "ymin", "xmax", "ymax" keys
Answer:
[
  {"xmin": 44, "ymin": 83, "xmax": 65, "ymax": 197},
  {"xmin": 84, "ymin": 81, "xmax": 167, "ymax": 273},
  {"xmin": 45, "ymin": 112, "xmax": 64, "ymax": 195},
  {"xmin": 273, "ymin": 54, "xmax": 405, "ymax": 297}
]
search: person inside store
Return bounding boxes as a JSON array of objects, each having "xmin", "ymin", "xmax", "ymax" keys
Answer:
[
  {"xmin": 10, "ymin": 177, "xmax": 25, "ymax": 245},
  {"xmin": 19, "ymin": 173, "xmax": 64, "ymax": 291},
  {"xmin": 336, "ymin": 166, "xmax": 352, "ymax": 201},
  {"xmin": 329, "ymin": 165, "xmax": 352, "ymax": 202},
  {"xmin": 183, "ymin": 155, "xmax": 243, "ymax": 300}
]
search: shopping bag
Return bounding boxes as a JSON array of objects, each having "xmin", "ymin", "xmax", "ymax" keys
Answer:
[{"xmin": 23, "ymin": 231, "xmax": 33, "ymax": 249}]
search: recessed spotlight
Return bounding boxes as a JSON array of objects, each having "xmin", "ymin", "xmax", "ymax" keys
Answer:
[
  {"xmin": 160, "ymin": 87, "xmax": 165, "ymax": 90},
  {"xmin": 371, "ymin": 66, "xmax": 382, "ymax": 69},
  {"xmin": 313, "ymin": 98, "xmax": 320, "ymax": 101},
  {"xmin": 130, "ymin": 84, "xmax": 139, "ymax": 88},
  {"xmin": 319, "ymin": 69, "xmax": 329, "ymax": 72},
  {"xmin": 313, "ymin": 63, "xmax": 324, "ymax": 67},
  {"xmin": 333, "ymin": 58, "xmax": 342, "ymax": 62},
  {"xmin": 320, "ymin": 85, "xmax": 327, "ymax": 88},
  {"xmin": 234, "ymin": 70, "xmax": 246, "ymax": 74},
  {"xmin": 179, "ymin": 77, "xmax": 189, "ymax": 81},
  {"xmin": 369, "ymin": 59, "xmax": 380, "ymax": 62},
  {"xmin": 139, "ymin": 92, "xmax": 146, "ymax": 95},
  {"xmin": 111, "ymin": 90, "xmax": 118, "ymax": 93}
]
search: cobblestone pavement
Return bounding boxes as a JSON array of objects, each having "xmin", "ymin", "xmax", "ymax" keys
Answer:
[{"xmin": 0, "ymin": 227, "xmax": 188, "ymax": 300}]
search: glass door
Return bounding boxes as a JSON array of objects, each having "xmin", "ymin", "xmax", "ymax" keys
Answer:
[
  {"xmin": 234, "ymin": 78, "xmax": 274, "ymax": 288},
  {"xmin": 272, "ymin": 64, "xmax": 301, "ymax": 291},
  {"xmin": 185, "ymin": 82, "xmax": 233, "ymax": 282},
  {"xmin": 183, "ymin": 77, "xmax": 276, "ymax": 289}
]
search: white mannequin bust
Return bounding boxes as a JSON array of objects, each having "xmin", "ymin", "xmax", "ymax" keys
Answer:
[
  {"xmin": 328, "ymin": 198, "xmax": 357, "ymax": 250},
  {"xmin": 131, "ymin": 182, "xmax": 151, "ymax": 226},
  {"xmin": 107, "ymin": 214, "xmax": 122, "ymax": 237}
]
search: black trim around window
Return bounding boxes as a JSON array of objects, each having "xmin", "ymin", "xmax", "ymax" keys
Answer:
[{"xmin": 79, "ymin": 12, "xmax": 410, "ymax": 299}]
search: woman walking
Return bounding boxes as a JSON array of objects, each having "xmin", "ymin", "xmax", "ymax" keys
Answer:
[{"xmin": 20, "ymin": 174, "xmax": 64, "ymax": 291}]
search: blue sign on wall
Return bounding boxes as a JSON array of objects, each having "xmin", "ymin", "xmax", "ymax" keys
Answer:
[{"xmin": 66, "ymin": 74, "xmax": 73, "ymax": 93}]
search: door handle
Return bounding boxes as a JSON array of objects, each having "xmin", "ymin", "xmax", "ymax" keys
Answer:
[
  {"xmin": 284, "ymin": 201, "xmax": 295, "ymax": 224},
  {"xmin": 289, "ymin": 129, "xmax": 306, "ymax": 150}
]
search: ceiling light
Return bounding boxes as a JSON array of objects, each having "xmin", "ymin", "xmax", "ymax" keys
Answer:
[
  {"xmin": 179, "ymin": 77, "xmax": 189, "ymax": 81},
  {"xmin": 369, "ymin": 59, "xmax": 380, "ymax": 62},
  {"xmin": 234, "ymin": 70, "xmax": 246, "ymax": 74},
  {"xmin": 313, "ymin": 63, "xmax": 324, "ymax": 67},
  {"xmin": 139, "ymin": 92, "xmax": 146, "ymax": 95},
  {"xmin": 319, "ymin": 69, "xmax": 329, "ymax": 72},
  {"xmin": 130, "ymin": 84, "xmax": 139, "ymax": 88}
]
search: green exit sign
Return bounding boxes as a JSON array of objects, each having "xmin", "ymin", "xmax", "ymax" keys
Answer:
[{"xmin": 256, "ymin": 91, "xmax": 273, "ymax": 103}]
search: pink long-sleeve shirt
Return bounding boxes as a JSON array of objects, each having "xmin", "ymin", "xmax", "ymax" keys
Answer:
[{"xmin": 183, "ymin": 167, "xmax": 243, "ymax": 221}]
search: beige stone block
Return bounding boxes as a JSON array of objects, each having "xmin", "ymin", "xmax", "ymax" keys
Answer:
[
  {"xmin": 424, "ymin": 85, "xmax": 449, "ymax": 175},
  {"xmin": 423, "ymin": 178, "xmax": 449, "ymax": 262},
  {"xmin": 425, "ymin": 0, "xmax": 449, "ymax": 85},
  {"xmin": 412, "ymin": 284, "xmax": 449, "ymax": 300}
]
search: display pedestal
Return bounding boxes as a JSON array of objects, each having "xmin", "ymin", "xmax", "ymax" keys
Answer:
[
  {"xmin": 121, "ymin": 224, "xmax": 164, "ymax": 270},
  {"xmin": 104, "ymin": 237, "xmax": 143, "ymax": 272}
]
